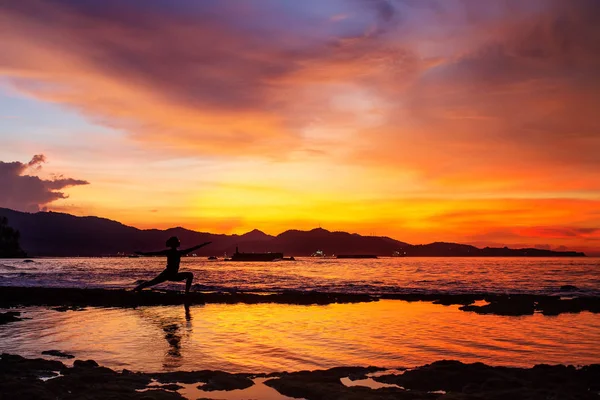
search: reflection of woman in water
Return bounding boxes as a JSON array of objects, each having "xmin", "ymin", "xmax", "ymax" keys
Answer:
[
  {"xmin": 133, "ymin": 237, "xmax": 211, "ymax": 294},
  {"xmin": 136, "ymin": 304, "xmax": 193, "ymax": 369}
]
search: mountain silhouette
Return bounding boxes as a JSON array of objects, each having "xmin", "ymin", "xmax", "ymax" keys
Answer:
[
  {"xmin": 0, "ymin": 208, "xmax": 585, "ymax": 257},
  {"xmin": 270, "ymin": 228, "xmax": 409, "ymax": 256}
]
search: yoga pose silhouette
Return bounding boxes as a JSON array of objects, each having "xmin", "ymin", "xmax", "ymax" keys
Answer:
[{"xmin": 133, "ymin": 237, "xmax": 211, "ymax": 294}]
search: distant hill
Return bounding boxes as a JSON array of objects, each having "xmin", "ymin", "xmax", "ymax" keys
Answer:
[{"xmin": 0, "ymin": 208, "xmax": 586, "ymax": 257}]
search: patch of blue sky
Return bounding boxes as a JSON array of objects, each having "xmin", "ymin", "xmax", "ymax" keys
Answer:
[{"xmin": 0, "ymin": 85, "xmax": 122, "ymax": 160}]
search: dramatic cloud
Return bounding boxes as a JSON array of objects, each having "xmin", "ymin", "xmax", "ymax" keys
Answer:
[
  {"xmin": 349, "ymin": 0, "xmax": 600, "ymax": 189},
  {"xmin": 0, "ymin": 155, "xmax": 89, "ymax": 212},
  {"xmin": 0, "ymin": 0, "xmax": 598, "ymax": 251},
  {"xmin": 0, "ymin": 0, "xmax": 597, "ymax": 180}
]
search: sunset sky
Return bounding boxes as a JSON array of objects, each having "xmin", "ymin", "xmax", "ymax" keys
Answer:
[{"xmin": 1, "ymin": 0, "xmax": 599, "ymax": 254}]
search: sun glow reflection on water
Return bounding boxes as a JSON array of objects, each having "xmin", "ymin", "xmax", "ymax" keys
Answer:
[{"xmin": 1, "ymin": 300, "xmax": 599, "ymax": 373}]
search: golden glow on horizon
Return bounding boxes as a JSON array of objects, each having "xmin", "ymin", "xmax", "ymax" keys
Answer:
[{"xmin": 1, "ymin": 1, "xmax": 599, "ymax": 253}]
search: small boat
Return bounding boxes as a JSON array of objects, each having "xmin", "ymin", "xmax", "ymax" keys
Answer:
[
  {"xmin": 207, "ymin": 256, "xmax": 218, "ymax": 260},
  {"xmin": 311, "ymin": 250, "xmax": 325, "ymax": 257},
  {"xmin": 128, "ymin": 254, "xmax": 140, "ymax": 258},
  {"xmin": 228, "ymin": 246, "xmax": 284, "ymax": 262},
  {"xmin": 392, "ymin": 251, "xmax": 406, "ymax": 257}
]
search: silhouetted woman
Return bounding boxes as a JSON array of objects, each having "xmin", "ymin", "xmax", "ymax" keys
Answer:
[{"xmin": 133, "ymin": 237, "xmax": 211, "ymax": 295}]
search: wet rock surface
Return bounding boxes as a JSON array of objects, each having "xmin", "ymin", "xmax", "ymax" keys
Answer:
[
  {"xmin": 1, "ymin": 286, "xmax": 599, "ymax": 316},
  {"xmin": 1, "ymin": 354, "xmax": 599, "ymax": 400},
  {"xmin": 0, "ymin": 286, "xmax": 375, "ymax": 308},
  {"xmin": 41, "ymin": 350, "xmax": 75, "ymax": 359},
  {"xmin": 0, "ymin": 311, "xmax": 23, "ymax": 325},
  {"xmin": 0, "ymin": 353, "xmax": 180, "ymax": 399},
  {"xmin": 52, "ymin": 305, "xmax": 87, "ymax": 312},
  {"xmin": 560, "ymin": 285, "xmax": 580, "ymax": 291},
  {"xmin": 266, "ymin": 362, "xmax": 600, "ymax": 400},
  {"xmin": 264, "ymin": 366, "xmax": 419, "ymax": 400},
  {"xmin": 151, "ymin": 370, "xmax": 254, "ymax": 391},
  {"xmin": 373, "ymin": 360, "xmax": 600, "ymax": 400},
  {"xmin": 457, "ymin": 294, "xmax": 600, "ymax": 316}
]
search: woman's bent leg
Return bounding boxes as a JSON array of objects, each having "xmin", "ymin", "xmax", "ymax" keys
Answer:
[
  {"xmin": 134, "ymin": 272, "xmax": 168, "ymax": 291},
  {"xmin": 173, "ymin": 272, "xmax": 194, "ymax": 294}
]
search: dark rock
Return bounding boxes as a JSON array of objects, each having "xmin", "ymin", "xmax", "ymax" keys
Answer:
[
  {"xmin": 42, "ymin": 350, "xmax": 75, "ymax": 359},
  {"xmin": 1, "ymin": 286, "xmax": 599, "ymax": 316},
  {"xmin": 265, "ymin": 366, "xmax": 419, "ymax": 400},
  {"xmin": 0, "ymin": 286, "xmax": 377, "ymax": 309},
  {"xmin": 536, "ymin": 296, "xmax": 600, "ymax": 316},
  {"xmin": 156, "ymin": 383, "xmax": 184, "ymax": 391},
  {"xmin": 2, "ymin": 353, "xmax": 600, "ymax": 400},
  {"xmin": 0, "ymin": 353, "xmax": 182, "ymax": 399},
  {"xmin": 347, "ymin": 371, "xmax": 371, "ymax": 381},
  {"xmin": 560, "ymin": 285, "xmax": 579, "ymax": 291},
  {"xmin": 0, "ymin": 353, "xmax": 66, "ymax": 374},
  {"xmin": 152, "ymin": 370, "xmax": 253, "ymax": 391},
  {"xmin": 136, "ymin": 391, "xmax": 183, "ymax": 399},
  {"xmin": 73, "ymin": 359, "xmax": 99, "ymax": 368},
  {"xmin": 431, "ymin": 294, "xmax": 480, "ymax": 306},
  {"xmin": 459, "ymin": 296, "xmax": 536, "ymax": 316},
  {"xmin": 0, "ymin": 311, "xmax": 23, "ymax": 325},
  {"xmin": 153, "ymin": 370, "xmax": 213, "ymax": 384},
  {"xmin": 52, "ymin": 305, "xmax": 87, "ymax": 312},
  {"xmin": 373, "ymin": 360, "xmax": 600, "ymax": 399},
  {"xmin": 198, "ymin": 371, "xmax": 254, "ymax": 391}
]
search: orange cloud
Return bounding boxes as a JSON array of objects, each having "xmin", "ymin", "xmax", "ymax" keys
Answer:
[{"xmin": 0, "ymin": 0, "xmax": 598, "ymax": 253}]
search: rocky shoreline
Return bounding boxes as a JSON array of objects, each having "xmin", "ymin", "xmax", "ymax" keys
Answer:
[
  {"xmin": 1, "ymin": 353, "xmax": 598, "ymax": 399},
  {"xmin": 1, "ymin": 286, "xmax": 599, "ymax": 316}
]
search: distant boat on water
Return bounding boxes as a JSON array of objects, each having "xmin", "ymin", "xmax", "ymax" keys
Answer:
[
  {"xmin": 336, "ymin": 254, "xmax": 378, "ymax": 259},
  {"xmin": 311, "ymin": 250, "xmax": 336, "ymax": 258},
  {"xmin": 227, "ymin": 246, "xmax": 284, "ymax": 262},
  {"xmin": 392, "ymin": 251, "xmax": 406, "ymax": 257}
]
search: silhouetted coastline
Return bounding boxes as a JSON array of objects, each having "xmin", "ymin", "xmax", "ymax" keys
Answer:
[{"xmin": 0, "ymin": 208, "xmax": 587, "ymax": 257}]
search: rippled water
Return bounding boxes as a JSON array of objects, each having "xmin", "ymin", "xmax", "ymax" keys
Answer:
[
  {"xmin": 2, "ymin": 257, "xmax": 598, "ymax": 374},
  {"xmin": 1, "ymin": 257, "xmax": 599, "ymax": 295},
  {"xmin": 1, "ymin": 301, "xmax": 599, "ymax": 372}
]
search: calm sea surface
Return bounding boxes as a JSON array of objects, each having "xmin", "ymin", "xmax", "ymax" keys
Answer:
[
  {"xmin": 0, "ymin": 257, "xmax": 599, "ymax": 295},
  {"xmin": 1, "ymin": 302, "xmax": 599, "ymax": 372},
  {"xmin": 1, "ymin": 257, "xmax": 599, "ymax": 373}
]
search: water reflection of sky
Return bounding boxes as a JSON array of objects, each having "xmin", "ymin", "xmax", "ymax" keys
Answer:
[
  {"xmin": 1, "ymin": 257, "xmax": 599, "ymax": 296},
  {"xmin": 1, "ymin": 300, "xmax": 599, "ymax": 373}
]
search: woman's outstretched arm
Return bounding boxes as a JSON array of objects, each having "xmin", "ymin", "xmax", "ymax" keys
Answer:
[{"xmin": 179, "ymin": 242, "xmax": 212, "ymax": 255}]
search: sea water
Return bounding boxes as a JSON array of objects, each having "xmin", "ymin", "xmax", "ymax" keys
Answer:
[
  {"xmin": 1, "ymin": 257, "xmax": 598, "ymax": 295},
  {"xmin": 1, "ymin": 301, "xmax": 599, "ymax": 372},
  {"xmin": 1, "ymin": 257, "xmax": 599, "ymax": 372}
]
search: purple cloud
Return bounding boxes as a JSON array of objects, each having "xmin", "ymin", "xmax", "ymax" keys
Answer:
[{"xmin": 0, "ymin": 155, "xmax": 89, "ymax": 212}]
